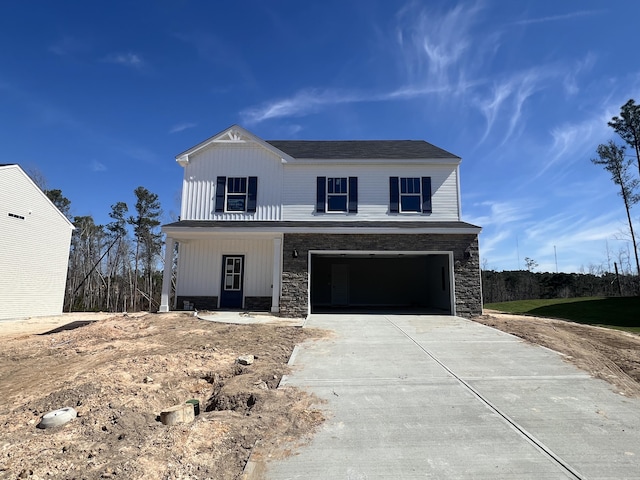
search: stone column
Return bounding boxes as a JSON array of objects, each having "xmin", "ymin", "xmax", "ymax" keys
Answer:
[
  {"xmin": 159, "ymin": 237, "xmax": 175, "ymax": 313},
  {"xmin": 271, "ymin": 237, "xmax": 282, "ymax": 313}
]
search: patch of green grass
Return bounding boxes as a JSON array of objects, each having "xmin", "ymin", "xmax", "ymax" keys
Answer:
[{"xmin": 485, "ymin": 296, "xmax": 640, "ymax": 333}]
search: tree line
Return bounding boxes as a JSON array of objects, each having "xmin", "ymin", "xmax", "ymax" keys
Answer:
[
  {"xmin": 482, "ymin": 269, "xmax": 639, "ymax": 304},
  {"xmin": 32, "ymin": 172, "xmax": 165, "ymax": 312}
]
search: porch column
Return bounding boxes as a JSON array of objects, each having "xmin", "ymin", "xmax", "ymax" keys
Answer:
[
  {"xmin": 271, "ymin": 237, "xmax": 282, "ymax": 313},
  {"xmin": 159, "ymin": 236, "xmax": 175, "ymax": 312}
]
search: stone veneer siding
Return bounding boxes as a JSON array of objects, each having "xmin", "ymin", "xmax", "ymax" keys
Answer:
[
  {"xmin": 176, "ymin": 296, "xmax": 271, "ymax": 312},
  {"xmin": 176, "ymin": 296, "xmax": 218, "ymax": 311},
  {"xmin": 245, "ymin": 296, "xmax": 272, "ymax": 311},
  {"xmin": 279, "ymin": 233, "xmax": 481, "ymax": 318}
]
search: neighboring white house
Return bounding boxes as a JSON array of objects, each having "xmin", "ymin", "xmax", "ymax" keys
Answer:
[
  {"xmin": 160, "ymin": 125, "xmax": 482, "ymax": 317},
  {"xmin": 0, "ymin": 164, "xmax": 74, "ymax": 320}
]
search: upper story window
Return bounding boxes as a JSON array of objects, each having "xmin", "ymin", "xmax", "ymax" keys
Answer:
[
  {"xmin": 316, "ymin": 177, "xmax": 358, "ymax": 214},
  {"xmin": 400, "ymin": 177, "xmax": 421, "ymax": 212},
  {"xmin": 327, "ymin": 177, "xmax": 348, "ymax": 211},
  {"xmin": 226, "ymin": 177, "xmax": 247, "ymax": 212},
  {"xmin": 389, "ymin": 177, "xmax": 432, "ymax": 214},
  {"xmin": 215, "ymin": 176, "xmax": 257, "ymax": 214}
]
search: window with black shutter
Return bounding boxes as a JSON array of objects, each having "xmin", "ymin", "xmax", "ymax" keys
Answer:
[
  {"xmin": 317, "ymin": 176, "xmax": 358, "ymax": 213},
  {"xmin": 390, "ymin": 176, "xmax": 431, "ymax": 214},
  {"xmin": 215, "ymin": 176, "xmax": 258, "ymax": 213}
]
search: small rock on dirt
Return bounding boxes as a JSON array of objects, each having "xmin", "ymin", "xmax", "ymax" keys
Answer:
[{"xmin": 237, "ymin": 355, "xmax": 255, "ymax": 365}]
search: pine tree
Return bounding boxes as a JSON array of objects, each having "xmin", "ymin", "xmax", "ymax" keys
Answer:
[
  {"xmin": 591, "ymin": 141, "xmax": 640, "ymax": 276},
  {"xmin": 129, "ymin": 187, "xmax": 163, "ymax": 311}
]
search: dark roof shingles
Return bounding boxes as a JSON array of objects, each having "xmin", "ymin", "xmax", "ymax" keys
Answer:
[{"xmin": 266, "ymin": 140, "xmax": 459, "ymax": 160}]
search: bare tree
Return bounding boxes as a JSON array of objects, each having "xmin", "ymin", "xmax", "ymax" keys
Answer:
[
  {"xmin": 24, "ymin": 166, "xmax": 48, "ymax": 191},
  {"xmin": 592, "ymin": 141, "xmax": 640, "ymax": 276},
  {"xmin": 524, "ymin": 257, "xmax": 538, "ymax": 272}
]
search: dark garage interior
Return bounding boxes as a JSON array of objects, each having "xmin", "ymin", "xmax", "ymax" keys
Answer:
[{"xmin": 310, "ymin": 253, "xmax": 452, "ymax": 314}]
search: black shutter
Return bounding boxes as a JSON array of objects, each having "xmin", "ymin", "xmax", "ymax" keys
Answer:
[
  {"xmin": 348, "ymin": 177, "xmax": 358, "ymax": 213},
  {"xmin": 421, "ymin": 177, "xmax": 432, "ymax": 213},
  {"xmin": 316, "ymin": 177, "xmax": 326, "ymax": 213},
  {"xmin": 389, "ymin": 177, "xmax": 399, "ymax": 213},
  {"xmin": 247, "ymin": 176, "xmax": 258, "ymax": 213},
  {"xmin": 215, "ymin": 176, "xmax": 226, "ymax": 213}
]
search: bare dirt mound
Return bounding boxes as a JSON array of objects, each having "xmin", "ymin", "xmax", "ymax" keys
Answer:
[
  {"xmin": 0, "ymin": 313, "xmax": 325, "ymax": 479},
  {"xmin": 473, "ymin": 310, "xmax": 640, "ymax": 398}
]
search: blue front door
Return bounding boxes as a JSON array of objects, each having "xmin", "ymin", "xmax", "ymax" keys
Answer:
[{"xmin": 220, "ymin": 255, "xmax": 244, "ymax": 309}]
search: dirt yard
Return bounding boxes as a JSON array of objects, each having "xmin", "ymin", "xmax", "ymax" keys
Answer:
[
  {"xmin": 1, "ymin": 311, "xmax": 639, "ymax": 479},
  {"xmin": 474, "ymin": 310, "xmax": 640, "ymax": 398},
  {"xmin": 0, "ymin": 313, "xmax": 325, "ymax": 480}
]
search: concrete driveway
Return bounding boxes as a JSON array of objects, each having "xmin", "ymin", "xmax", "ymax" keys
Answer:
[{"xmin": 251, "ymin": 314, "xmax": 640, "ymax": 479}]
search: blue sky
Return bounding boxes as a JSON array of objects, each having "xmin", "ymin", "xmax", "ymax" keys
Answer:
[{"xmin": 2, "ymin": 1, "xmax": 639, "ymax": 273}]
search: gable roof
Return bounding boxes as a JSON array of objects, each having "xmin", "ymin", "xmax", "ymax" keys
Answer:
[
  {"xmin": 176, "ymin": 125, "xmax": 460, "ymax": 165},
  {"xmin": 265, "ymin": 140, "xmax": 459, "ymax": 160},
  {"xmin": 0, "ymin": 164, "xmax": 75, "ymax": 229},
  {"xmin": 176, "ymin": 125, "xmax": 294, "ymax": 165}
]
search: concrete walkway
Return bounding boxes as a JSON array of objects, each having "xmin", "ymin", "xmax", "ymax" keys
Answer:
[
  {"xmin": 197, "ymin": 311, "xmax": 304, "ymax": 326},
  {"xmin": 255, "ymin": 314, "xmax": 640, "ymax": 479}
]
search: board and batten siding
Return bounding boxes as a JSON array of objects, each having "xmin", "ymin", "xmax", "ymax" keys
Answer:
[
  {"xmin": 180, "ymin": 144, "xmax": 283, "ymax": 221},
  {"xmin": 176, "ymin": 237, "xmax": 275, "ymax": 299},
  {"xmin": 0, "ymin": 166, "xmax": 73, "ymax": 320},
  {"xmin": 282, "ymin": 163, "xmax": 460, "ymax": 221}
]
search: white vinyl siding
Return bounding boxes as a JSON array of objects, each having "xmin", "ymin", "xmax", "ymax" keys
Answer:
[
  {"xmin": 0, "ymin": 166, "xmax": 73, "ymax": 320},
  {"xmin": 181, "ymin": 144, "xmax": 282, "ymax": 221},
  {"xmin": 283, "ymin": 164, "xmax": 459, "ymax": 221},
  {"xmin": 176, "ymin": 236, "xmax": 276, "ymax": 298}
]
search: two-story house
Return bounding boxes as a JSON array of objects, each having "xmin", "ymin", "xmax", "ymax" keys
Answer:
[{"xmin": 159, "ymin": 125, "xmax": 482, "ymax": 318}]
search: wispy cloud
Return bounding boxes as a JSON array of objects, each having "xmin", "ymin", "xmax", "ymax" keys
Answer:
[
  {"xmin": 563, "ymin": 53, "xmax": 597, "ymax": 96},
  {"xmin": 120, "ymin": 146, "xmax": 156, "ymax": 163},
  {"xmin": 468, "ymin": 199, "xmax": 535, "ymax": 229},
  {"xmin": 475, "ymin": 67, "xmax": 559, "ymax": 146},
  {"xmin": 480, "ymin": 229, "xmax": 512, "ymax": 256},
  {"xmin": 49, "ymin": 36, "xmax": 89, "ymax": 57},
  {"xmin": 541, "ymin": 105, "xmax": 617, "ymax": 178},
  {"xmin": 526, "ymin": 211, "xmax": 630, "ymax": 271},
  {"xmin": 395, "ymin": 2, "xmax": 483, "ymax": 89},
  {"xmin": 103, "ymin": 52, "xmax": 144, "ymax": 69},
  {"xmin": 241, "ymin": 2, "xmax": 488, "ymax": 125},
  {"xmin": 241, "ymin": 88, "xmax": 366, "ymax": 125},
  {"xmin": 476, "ymin": 83, "xmax": 513, "ymax": 143},
  {"xmin": 91, "ymin": 160, "xmax": 106, "ymax": 172},
  {"xmin": 513, "ymin": 10, "xmax": 603, "ymax": 26},
  {"xmin": 169, "ymin": 122, "xmax": 196, "ymax": 134}
]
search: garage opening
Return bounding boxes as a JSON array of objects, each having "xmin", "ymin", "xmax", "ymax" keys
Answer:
[{"xmin": 310, "ymin": 252, "xmax": 453, "ymax": 314}]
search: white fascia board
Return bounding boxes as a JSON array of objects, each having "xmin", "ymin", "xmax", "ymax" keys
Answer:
[
  {"xmin": 162, "ymin": 225, "xmax": 481, "ymax": 237},
  {"xmin": 174, "ymin": 124, "xmax": 294, "ymax": 167},
  {"xmin": 162, "ymin": 228, "xmax": 285, "ymax": 240}
]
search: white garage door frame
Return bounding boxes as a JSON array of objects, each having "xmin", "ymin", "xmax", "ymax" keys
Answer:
[{"xmin": 307, "ymin": 250, "xmax": 456, "ymax": 316}]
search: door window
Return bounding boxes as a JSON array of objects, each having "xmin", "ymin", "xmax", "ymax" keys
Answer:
[{"xmin": 224, "ymin": 257, "xmax": 242, "ymax": 291}]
